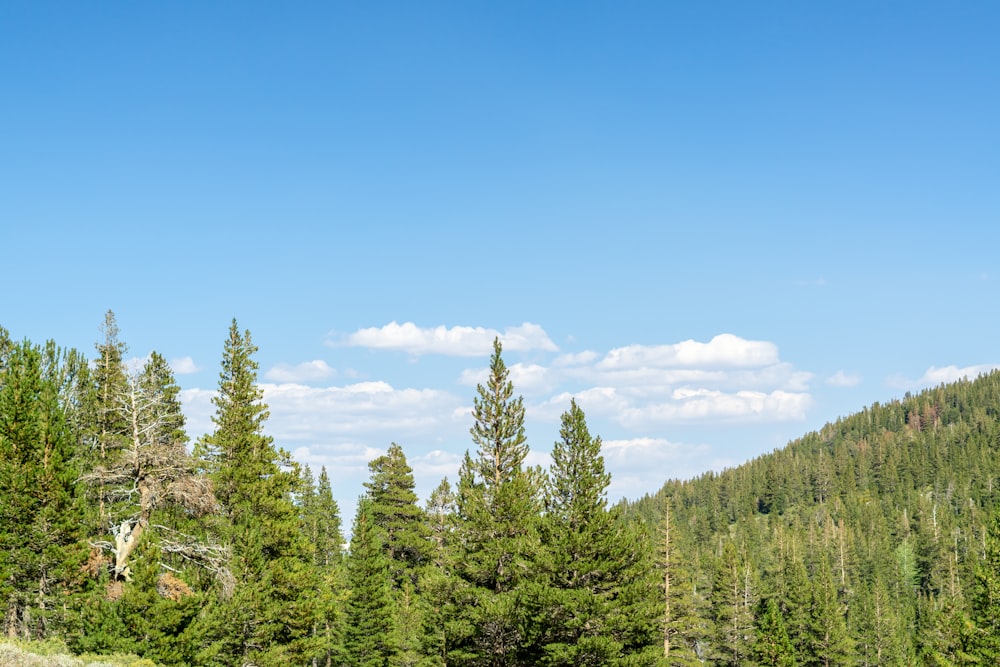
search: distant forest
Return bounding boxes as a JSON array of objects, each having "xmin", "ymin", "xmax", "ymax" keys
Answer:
[{"xmin": 2, "ymin": 312, "xmax": 1000, "ymax": 666}]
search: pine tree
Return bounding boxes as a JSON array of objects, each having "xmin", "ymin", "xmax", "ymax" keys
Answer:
[
  {"xmin": 301, "ymin": 465, "xmax": 346, "ymax": 667},
  {"xmin": 751, "ymin": 598, "xmax": 796, "ymax": 667},
  {"xmin": 365, "ymin": 442, "xmax": 432, "ymax": 588},
  {"xmin": 344, "ymin": 500, "xmax": 397, "ymax": 667},
  {"xmin": 538, "ymin": 398, "xmax": 661, "ymax": 666},
  {"xmin": 88, "ymin": 310, "xmax": 131, "ymax": 528},
  {"xmin": 449, "ymin": 337, "xmax": 542, "ymax": 665},
  {"xmin": 660, "ymin": 497, "xmax": 705, "ymax": 666},
  {"xmin": 710, "ymin": 540, "xmax": 754, "ymax": 667},
  {"xmin": 967, "ymin": 513, "xmax": 1000, "ymax": 662},
  {"xmin": 805, "ymin": 557, "xmax": 854, "ymax": 667},
  {"xmin": 0, "ymin": 340, "xmax": 88, "ymax": 638},
  {"xmin": 194, "ymin": 320, "xmax": 319, "ymax": 667}
]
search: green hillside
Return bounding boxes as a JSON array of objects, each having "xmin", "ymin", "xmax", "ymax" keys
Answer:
[{"xmin": 621, "ymin": 370, "xmax": 1000, "ymax": 665}]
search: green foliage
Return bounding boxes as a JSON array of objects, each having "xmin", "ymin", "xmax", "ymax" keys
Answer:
[
  {"xmin": 0, "ymin": 340, "xmax": 89, "ymax": 639},
  {"xmin": 537, "ymin": 399, "xmax": 662, "ymax": 666},
  {"xmin": 344, "ymin": 500, "xmax": 396, "ymax": 667},
  {"xmin": 192, "ymin": 320, "xmax": 319, "ymax": 666},
  {"xmin": 446, "ymin": 339, "xmax": 543, "ymax": 665},
  {"xmin": 751, "ymin": 598, "xmax": 796, "ymax": 667},
  {"xmin": 967, "ymin": 513, "xmax": 1000, "ymax": 662},
  {"xmin": 365, "ymin": 443, "xmax": 432, "ymax": 588}
]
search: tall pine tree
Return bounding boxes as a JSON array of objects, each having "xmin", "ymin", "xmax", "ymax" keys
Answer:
[
  {"xmin": 450, "ymin": 338, "xmax": 542, "ymax": 665},
  {"xmin": 538, "ymin": 398, "xmax": 662, "ymax": 666},
  {"xmin": 194, "ymin": 320, "xmax": 319, "ymax": 667}
]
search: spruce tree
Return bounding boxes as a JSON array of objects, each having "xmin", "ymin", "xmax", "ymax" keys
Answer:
[{"xmin": 194, "ymin": 320, "xmax": 319, "ymax": 667}]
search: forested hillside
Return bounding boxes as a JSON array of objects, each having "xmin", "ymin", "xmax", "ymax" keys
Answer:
[
  {"xmin": 3, "ymin": 313, "xmax": 1000, "ymax": 666},
  {"xmin": 622, "ymin": 368, "xmax": 1000, "ymax": 665}
]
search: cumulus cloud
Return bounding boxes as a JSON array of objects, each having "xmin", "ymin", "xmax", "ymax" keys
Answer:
[
  {"xmin": 265, "ymin": 360, "xmax": 336, "ymax": 383},
  {"xmin": 170, "ymin": 356, "xmax": 200, "ymax": 375},
  {"xmin": 597, "ymin": 334, "xmax": 779, "ymax": 370},
  {"xmin": 336, "ymin": 321, "xmax": 558, "ymax": 356},
  {"xmin": 459, "ymin": 362, "xmax": 554, "ymax": 393},
  {"xmin": 826, "ymin": 370, "xmax": 861, "ymax": 387},
  {"xmin": 617, "ymin": 389, "xmax": 813, "ymax": 428},
  {"xmin": 259, "ymin": 381, "xmax": 467, "ymax": 443}
]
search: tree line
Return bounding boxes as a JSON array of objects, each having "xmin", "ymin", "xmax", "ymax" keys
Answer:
[
  {"xmin": 4, "ymin": 312, "xmax": 1000, "ymax": 665},
  {"xmin": 0, "ymin": 314, "xmax": 659, "ymax": 666}
]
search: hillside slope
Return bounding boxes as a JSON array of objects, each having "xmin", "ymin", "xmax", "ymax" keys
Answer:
[{"xmin": 622, "ymin": 371, "xmax": 1000, "ymax": 665}]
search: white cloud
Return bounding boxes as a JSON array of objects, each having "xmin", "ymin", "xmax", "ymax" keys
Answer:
[
  {"xmin": 265, "ymin": 360, "xmax": 336, "ymax": 383},
  {"xmin": 552, "ymin": 350, "xmax": 599, "ymax": 367},
  {"xmin": 916, "ymin": 364, "xmax": 1000, "ymax": 387},
  {"xmin": 600, "ymin": 437, "xmax": 734, "ymax": 499},
  {"xmin": 597, "ymin": 334, "xmax": 779, "ymax": 370},
  {"xmin": 171, "ymin": 356, "xmax": 200, "ymax": 375},
  {"xmin": 826, "ymin": 370, "xmax": 861, "ymax": 387},
  {"xmin": 336, "ymin": 321, "xmax": 558, "ymax": 356},
  {"xmin": 617, "ymin": 389, "xmax": 812, "ymax": 428},
  {"xmin": 179, "ymin": 387, "xmax": 216, "ymax": 443},
  {"xmin": 458, "ymin": 362, "xmax": 553, "ymax": 393},
  {"xmin": 258, "ymin": 381, "xmax": 466, "ymax": 442}
]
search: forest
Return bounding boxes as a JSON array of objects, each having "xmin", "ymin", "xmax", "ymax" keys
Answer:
[{"xmin": 2, "ymin": 312, "xmax": 1000, "ymax": 666}]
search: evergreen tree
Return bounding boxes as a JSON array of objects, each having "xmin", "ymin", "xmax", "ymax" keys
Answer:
[
  {"xmin": 967, "ymin": 513, "xmax": 1000, "ymax": 663},
  {"xmin": 710, "ymin": 540, "xmax": 754, "ymax": 667},
  {"xmin": 194, "ymin": 320, "xmax": 319, "ymax": 667},
  {"xmin": 0, "ymin": 340, "xmax": 88, "ymax": 638},
  {"xmin": 660, "ymin": 497, "xmax": 705, "ymax": 666},
  {"xmin": 424, "ymin": 477, "xmax": 454, "ymax": 568},
  {"xmin": 751, "ymin": 597, "xmax": 796, "ymax": 667},
  {"xmin": 87, "ymin": 310, "xmax": 131, "ymax": 528},
  {"xmin": 449, "ymin": 338, "xmax": 542, "ymax": 665},
  {"xmin": 365, "ymin": 442, "xmax": 432, "ymax": 588},
  {"xmin": 805, "ymin": 557, "xmax": 854, "ymax": 667},
  {"xmin": 301, "ymin": 465, "xmax": 346, "ymax": 667},
  {"xmin": 344, "ymin": 500, "xmax": 396, "ymax": 667},
  {"xmin": 538, "ymin": 398, "xmax": 661, "ymax": 666}
]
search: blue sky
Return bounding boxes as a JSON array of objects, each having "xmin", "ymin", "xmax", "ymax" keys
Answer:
[{"xmin": 3, "ymin": 2, "xmax": 999, "ymax": 519}]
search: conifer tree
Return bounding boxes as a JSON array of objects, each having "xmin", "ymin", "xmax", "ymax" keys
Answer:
[
  {"xmin": 660, "ymin": 497, "xmax": 705, "ymax": 667},
  {"xmin": 301, "ymin": 465, "xmax": 346, "ymax": 667},
  {"xmin": 88, "ymin": 310, "xmax": 131, "ymax": 527},
  {"xmin": 805, "ymin": 557, "xmax": 854, "ymax": 667},
  {"xmin": 344, "ymin": 500, "xmax": 397, "ymax": 667},
  {"xmin": 365, "ymin": 442, "xmax": 431, "ymax": 588},
  {"xmin": 751, "ymin": 598, "xmax": 796, "ymax": 667},
  {"xmin": 0, "ymin": 340, "xmax": 88, "ymax": 638},
  {"xmin": 967, "ymin": 513, "xmax": 1000, "ymax": 662},
  {"xmin": 424, "ymin": 477, "xmax": 454, "ymax": 568},
  {"xmin": 538, "ymin": 398, "xmax": 661, "ymax": 666},
  {"xmin": 194, "ymin": 320, "xmax": 319, "ymax": 667},
  {"xmin": 710, "ymin": 540, "xmax": 754, "ymax": 667},
  {"xmin": 450, "ymin": 337, "xmax": 542, "ymax": 665}
]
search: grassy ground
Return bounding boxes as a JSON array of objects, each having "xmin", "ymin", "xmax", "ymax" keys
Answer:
[{"xmin": 0, "ymin": 640, "xmax": 158, "ymax": 667}]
